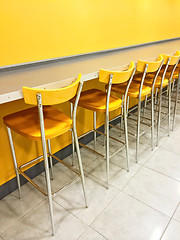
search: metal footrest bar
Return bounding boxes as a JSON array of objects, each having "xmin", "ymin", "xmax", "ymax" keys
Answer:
[
  {"xmin": 19, "ymin": 155, "xmax": 44, "ymax": 169},
  {"xmin": 129, "ymin": 113, "xmax": 151, "ymax": 121},
  {"xmin": 18, "ymin": 152, "xmax": 83, "ymax": 197},
  {"xmin": 18, "ymin": 169, "xmax": 47, "ymax": 196},
  {"xmin": 79, "ymin": 142, "xmax": 104, "ymax": 157},
  {"xmin": 128, "ymin": 105, "xmax": 138, "ymax": 113},
  {"xmin": 51, "ymin": 154, "xmax": 80, "ymax": 176},
  {"xmin": 128, "ymin": 117, "xmax": 152, "ymax": 127},
  {"xmin": 19, "ymin": 167, "xmax": 81, "ymax": 197},
  {"xmin": 109, "ymin": 145, "xmax": 125, "ymax": 159},
  {"xmin": 109, "ymin": 123, "xmax": 124, "ymax": 131},
  {"xmin": 78, "ymin": 129, "xmax": 94, "ymax": 139},
  {"xmin": 95, "ymin": 129, "xmax": 125, "ymax": 145}
]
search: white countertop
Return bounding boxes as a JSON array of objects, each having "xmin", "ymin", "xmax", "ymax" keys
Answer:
[{"xmin": 0, "ymin": 39, "xmax": 180, "ymax": 104}]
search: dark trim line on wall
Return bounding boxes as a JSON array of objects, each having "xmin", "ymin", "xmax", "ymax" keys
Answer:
[{"xmin": 0, "ymin": 37, "xmax": 180, "ymax": 71}]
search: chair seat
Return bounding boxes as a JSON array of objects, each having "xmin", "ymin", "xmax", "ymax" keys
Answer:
[
  {"xmin": 111, "ymin": 82, "xmax": 152, "ymax": 98},
  {"xmin": 144, "ymin": 76, "xmax": 169, "ymax": 88},
  {"xmin": 3, "ymin": 106, "xmax": 72, "ymax": 141},
  {"xmin": 70, "ymin": 89, "xmax": 122, "ymax": 112},
  {"xmin": 133, "ymin": 74, "xmax": 169, "ymax": 88}
]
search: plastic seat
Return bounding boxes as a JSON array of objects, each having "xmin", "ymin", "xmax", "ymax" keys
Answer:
[
  {"xmin": 3, "ymin": 74, "xmax": 87, "ymax": 236},
  {"xmin": 111, "ymin": 55, "xmax": 164, "ymax": 162},
  {"xmin": 110, "ymin": 81, "xmax": 151, "ymax": 98},
  {"xmin": 71, "ymin": 62, "xmax": 135, "ymax": 188}
]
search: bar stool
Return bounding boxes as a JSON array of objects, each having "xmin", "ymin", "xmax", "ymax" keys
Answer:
[
  {"xmin": 140, "ymin": 53, "xmax": 180, "ymax": 144},
  {"xmin": 3, "ymin": 74, "xmax": 87, "ymax": 236},
  {"xmin": 111, "ymin": 56, "xmax": 164, "ymax": 162},
  {"xmin": 146, "ymin": 54, "xmax": 179, "ymax": 144},
  {"xmin": 167, "ymin": 51, "xmax": 180, "ymax": 130},
  {"xmin": 71, "ymin": 62, "xmax": 135, "ymax": 188}
]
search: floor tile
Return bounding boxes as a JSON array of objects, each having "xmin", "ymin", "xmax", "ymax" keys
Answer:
[
  {"xmin": 84, "ymin": 152, "xmax": 142, "ymax": 191},
  {"xmin": 35, "ymin": 162, "xmax": 77, "ymax": 194},
  {"xmin": 0, "ymin": 183, "xmax": 45, "ymax": 233},
  {"xmin": 2, "ymin": 200, "xmax": 87, "ymax": 240},
  {"xmin": 78, "ymin": 227, "xmax": 107, "ymax": 240},
  {"xmin": 118, "ymin": 134, "xmax": 156, "ymax": 165},
  {"xmin": 91, "ymin": 192, "xmax": 169, "ymax": 240},
  {"xmin": 53, "ymin": 173, "xmax": 119, "ymax": 225},
  {"xmin": 145, "ymin": 148, "xmax": 180, "ymax": 181},
  {"xmin": 160, "ymin": 126, "xmax": 180, "ymax": 154},
  {"xmin": 84, "ymin": 157, "xmax": 139, "ymax": 191},
  {"xmin": 63, "ymin": 147, "xmax": 99, "ymax": 168},
  {"xmin": 161, "ymin": 219, "xmax": 180, "ymax": 240},
  {"xmin": 173, "ymin": 203, "xmax": 180, "ymax": 222},
  {"xmin": 107, "ymin": 156, "xmax": 142, "ymax": 190},
  {"xmin": 123, "ymin": 167, "xmax": 180, "ymax": 216}
]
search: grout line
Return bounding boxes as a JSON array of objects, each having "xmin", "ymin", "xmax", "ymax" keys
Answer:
[
  {"xmin": 160, "ymin": 202, "xmax": 180, "ymax": 239},
  {"xmin": 76, "ymin": 226, "xmax": 108, "ymax": 240},
  {"xmin": 121, "ymin": 190, "xmax": 171, "ymax": 219},
  {"xmin": 143, "ymin": 165, "xmax": 180, "ymax": 183},
  {"xmin": 1, "ymin": 198, "xmax": 47, "ymax": 236}
]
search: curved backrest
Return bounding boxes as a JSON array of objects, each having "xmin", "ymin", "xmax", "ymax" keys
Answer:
[
  {"xmin": 23, "ymin": 74, "xmax": 81, "ymax": 105},
  {"xmin": 161, "ymin": 53, "xmax": 179, "ymax": 65},
  {"xmin": 136, "ymin": 55, "xmax": 163, "ymax": 73},
  {"xmin": 99, "ymin": 61, "xmax": 135, "ymax": 84}
]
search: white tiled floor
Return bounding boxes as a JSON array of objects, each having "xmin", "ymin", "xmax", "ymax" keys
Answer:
[{"xmin": 1, "ymin": 108, "xmax": 180, "ymax": 239}]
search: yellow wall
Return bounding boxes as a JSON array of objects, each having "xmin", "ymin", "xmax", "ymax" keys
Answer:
[
  {"xmin": 0, "ymin": 0, "xmax": 180, "ymax": 67},
  {"xmin": 1, "ymin": 0, "xmax": 180, "ymax": 186}
]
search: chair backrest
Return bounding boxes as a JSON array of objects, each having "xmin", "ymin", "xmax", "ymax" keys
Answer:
[
  {"xmin": 23, "ymin": 74, "xmax": 81, "ymax": 105},
  {"xmin": 136, "ymin": 55, "xmax": 164, "ymax": 73},
  {"xmin": 99, "ymin": 61, "xmax": 135, "ymax": 84},
  {"xmin": 161, "ymin": 53, "xmax": 179, "ymax": 65}
]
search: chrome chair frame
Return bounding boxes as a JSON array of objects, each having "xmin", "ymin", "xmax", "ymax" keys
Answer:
[
  {"xmin": 6, "ymin": 81, "xmax": 88, "ymax": 236},
  {"xmin": 126, "ymin": 61, "xmax": 163, "ymax": 162},
  {"xmin": 71, "ymin": 69, "xmax": 135, "ymax": 188},
  {"xmin": 172, "ymin": 72, "xmax": 180, "ymax": 130},
  {"xmin": 157, "ymin": 58, "xmax": 179, "ymax": 145}
]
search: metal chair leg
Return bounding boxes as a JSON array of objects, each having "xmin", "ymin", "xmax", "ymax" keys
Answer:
[
  {"xmin": 136, "ymin": 98, "xmax": 141, "ymax": 163},
  {"xmin": 37, "ymin": 94, "xmax": 55, "ymax": 236},
  {"xmin": 105, "ymin": 111, "xmax": 110, "ymax": 189},
  {"xmin": 73, "ymin": 127, "xmax": 88, "ymax": 207},
  {"xmin": 172, "ymin": 76, "xmax": 180, "ymax": 130},
  {"xmin": 168, "ymin": 82, "xmax": 171, "ymax": 136},
  {"xmin": 155, "ymin": 88, "xmax": 158, "ymax": 105},
  {"xmin": 157, "ymin": 88, "xmax": 162, "ymax": 146},
  {"xmin": 7, "ymin": 127, "xmax": 22, "ymax": 199},
  {"xmin": 120, "ymin": 95, "xmax": 124, "ymax": 137},
  {"xmin": 123, "ymin": 103, "xmax": 129, "ymax": 172},
  {"xmin": 93, "ymin": 111, "xmax": 97, "ymax": 150},
  {"xmin": 71, "ymin": 103, "xmax": 75, "ymax": 166},
  {"xmin": 47, "ymin": 139, "xmax": 54, "ymax": 180},
  {"xmin": 143, "ymin": 95, "xmax": 148, "ymax": 115},
  {"xmin": 151, "ymin": 91, "xmax": 154, "ymax": 150}
]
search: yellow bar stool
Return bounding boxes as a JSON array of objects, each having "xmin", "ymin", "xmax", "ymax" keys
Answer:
[
  {"xmin": 168, "ymin": 51, "xmax": 180, "ymax": 130},
  {"xmin": 3, "ymin": 74, "xmax": 87, "ymax": 236},
  {"xmin": 141, "ymin": 53, "xmax": 179, "ymax": 144},
  {"xmin": 150, "ymin": 53, "xmax": 179, "ymax": 145},
  {"xmin": 70, "ymin": 62, "xmax": 135, "ymax": 188},
  {"xmin": 111, "ymin": 56, "xmax": 164, "ymax": 162}
]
